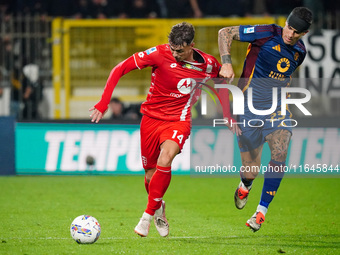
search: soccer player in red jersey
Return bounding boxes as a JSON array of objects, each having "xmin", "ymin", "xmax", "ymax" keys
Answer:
[
  {"xmin": 90, "ymin": 22, "xmax": 232, "ymax": 237},
  {"xmin": 218, "ymin": 7, "xmax": 313, "ymax": 232}
]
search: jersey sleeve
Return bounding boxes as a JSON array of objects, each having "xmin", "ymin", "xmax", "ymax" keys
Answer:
[
  {"xmin": 239, "ymin": 24, "xmax": 278, "ymax": 43},
  {"xmin": 94, "ymin": 56, "xmax": 138, "ymax": 113},
  {"xmin": 94, "ymin": 45, "xmax": 163, "ymax": 113},
  {"xmin": 216, "ymin": 81, "xmax": 234, "ymax": 121},
  {"xmin": 132, "ymin": 46, "xmax": 162, "ymax": 69},
  {"xmin": 296, "ymin": 41, "xmax": 307, "ymax": 66},
  {"xmin": 212, "ymin": 57, "xmax": 222, "ymax": 77}
]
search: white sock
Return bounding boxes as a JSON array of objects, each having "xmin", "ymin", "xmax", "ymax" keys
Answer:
[
  {"xmin": 142, "ymin": 212, "xmax": 153, "ymax": 221},
  {"xmin": 154, "ymin": 204, "xmax": 162, "ymax": 216},
  {"xmin": 257, "ymin": 205, "xmax": 268, "ymax": 216}
]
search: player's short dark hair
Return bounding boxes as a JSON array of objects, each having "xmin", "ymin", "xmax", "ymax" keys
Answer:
[
  {"xmin": 110, "ymin": 97, "xmax": 122, "ymax": 104},
  {"xmin": 168, "ymin": 22, "xmax": 195, "ymax": 46},
  {"xmin": 291, "ymin": 7, "xmax": 313, "ymax": 25}
]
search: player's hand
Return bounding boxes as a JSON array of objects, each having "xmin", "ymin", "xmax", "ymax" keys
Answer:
[
  {"xmin": 229, "ymin": 123, "xmax": 242, "ymax": 136},
  {"xmin": 219, "ymin": 63, "xmax": 235, "ymax": 83},
  {"xmin": 89, "ymin": 106, "xmax": 104, "ymax": 123},
  {"xmin": 225, "ymin": 118, "xmax": 242, "ymax": 136}
]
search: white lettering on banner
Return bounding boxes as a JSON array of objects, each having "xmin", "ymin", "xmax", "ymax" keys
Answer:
[
  {"xmin": 192, "ymin": 129, "xmax": 215, "ymax": 166},
  {"xmin": 304, "ymin": 129, "xmax": 324, "ymax": 165},
  {"xmin": 300, "ymin": 30, "xmax": 340, "ymax": 96},
  {"xmin": 44, "ymin": 130, "xmax": 143, "ymax": 172},
  {"xmin": 191, "ymin": 129, "xmax": 233, "ymax": 167},
  {"xmin": 39, "ymin": 128, "xmax": 340, "ymax": 173},
  {"xmin": 213, "ymin": 130, "xmax": 234, "ymax": 165},
  {"xmin": 61, "ymin": 131, "xmax": 82, "ymax": 171},
  {"xmin": 322, "ymin": 129, "xmax": 340, "ymax": 164},
  {"xmin": 126, "ymin": 131, "xmax": 142, "ymax": 171},
  {"xmin": 106, "ymin": 131, "xmax": 130, "ymax": 171},
  {"xmin": 45, "ymin": 132, "xmax": 66, "ymax": 171},
  {"xmin": 172, "ymin": 141, "xmax": 190, "ymax": 170},
  {"xmin": 289, "ymin": 128, "xmax": 340, "ymax": 166},
  {"xmin": 287, "ymin": 129, "xmax": 308, "ymax": 166},
  {"xmin": 78, "ymin": 131, "xmax": 110, "ymax": 171}
]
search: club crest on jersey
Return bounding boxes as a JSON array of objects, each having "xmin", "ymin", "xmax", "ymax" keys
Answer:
[
  {"xmin": 294, "ymin": 52, "xmax": 299, "ymax": 61},
  {"xmin": 182, "ymin": 63, "xmax": 202, "ymax": 72},
  {"xmin": 244, "ymin": 27, "xmax": 255, "ymax": 34},
  {"xmin": 141, "ymin": 156, "xmax": 147, "ymax": 166},
  {"xmin": 146, "ymin": 47, "xmax": 157, "ymax": 55},
  {"xmin": 177, "ymin": 78, "xmax": 196, "ymax": 94},
  {"xmin": 277, "ymin": 58, "xmax": 290, "ymax": 73}
]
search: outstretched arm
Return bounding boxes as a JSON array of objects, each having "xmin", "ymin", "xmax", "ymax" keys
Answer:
[
  {"xmin": 218, "ymin": 26, "xmax": 240, "ymax": 81},
  {"xmin": 90, "ymin": 55, "xmax": 138, "ymax": 123}
]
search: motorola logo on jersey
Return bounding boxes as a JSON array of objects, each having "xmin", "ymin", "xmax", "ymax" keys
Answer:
[{"xmin": 177, "ymin": 78, "xmax": 196, "ymax": 94}]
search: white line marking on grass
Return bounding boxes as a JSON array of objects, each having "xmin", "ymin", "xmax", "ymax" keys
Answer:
[{"xmin": 1, "ymin": 235, "xmax": 239, "ymax": 240}]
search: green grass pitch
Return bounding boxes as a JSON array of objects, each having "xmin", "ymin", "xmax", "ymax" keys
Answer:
[{"xmin": 0, "ymin": 175, "xmax": 339, "ymax": 254}]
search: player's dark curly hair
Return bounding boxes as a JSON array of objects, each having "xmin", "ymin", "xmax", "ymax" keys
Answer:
[
  {"xmin": 168, "ymin": 22, "xmax": 195, "ymax": 46},
  {"xmin": 292, "ymin": 7, "xmax": 313, "ymax": 24}
]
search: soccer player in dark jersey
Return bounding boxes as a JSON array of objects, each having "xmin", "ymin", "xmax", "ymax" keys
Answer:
[
  {"xmin": 218, "ymin": 7, "xmax": 313, "ymax": 232},
  {"xmin": 90, "ymin": 22, "xmax": 232, "ymax": 237}
]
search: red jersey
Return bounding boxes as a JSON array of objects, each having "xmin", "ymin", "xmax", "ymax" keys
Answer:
[
  {"xmin": 95, "ymin": 44, "xmax": 222, "ymax": 121},
  {"xmin": 134, "ymin": 44, "xmax": 221, "ymax": 121}
]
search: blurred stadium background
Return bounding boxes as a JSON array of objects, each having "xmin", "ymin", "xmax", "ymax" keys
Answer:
[{"xmin": 0, "ymin": 0, "xmax": 339, "ymax": 175}]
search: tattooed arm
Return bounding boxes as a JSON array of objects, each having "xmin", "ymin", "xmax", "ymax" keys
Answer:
[
  {"xmin": 218, "ymin": 26, "xmax": 240, "ymax": 64},
  {"xmin": 218, "ymin": 26, "xmax": 242, "ymax": 136},
  {"xmin": 218, "ymin": 26, "xmax": 240, "ymax": 80}
]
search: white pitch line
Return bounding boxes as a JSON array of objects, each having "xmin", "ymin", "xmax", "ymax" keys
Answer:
[{"xmin": 1, "ymin": 236, "xmax": 239, "ymax": 240}]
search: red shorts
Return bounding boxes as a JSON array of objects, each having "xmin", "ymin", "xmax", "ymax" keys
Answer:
[{"xmin": 140, "ymin": 115, "xmax": 191, "ymax": 170}]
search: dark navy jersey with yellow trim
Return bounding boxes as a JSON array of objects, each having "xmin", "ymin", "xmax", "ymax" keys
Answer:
[{"xmin": 238, "ymin": 24, "xmax": 307, "ymax": 110}]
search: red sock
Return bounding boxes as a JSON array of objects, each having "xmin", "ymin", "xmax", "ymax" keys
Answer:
[
  {"xmin": 145, "ymin": 165, "xmax": 171, "ymax": 216},
  {"xmin": 144, "ymin": 176, "xmax": 149, "ymax": 194}
]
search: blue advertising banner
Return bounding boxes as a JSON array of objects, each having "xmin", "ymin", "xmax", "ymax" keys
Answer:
[
  {"xmin": 15, "ymin": 123, "xmax": 340, "ymax": 176},
  {"xmin": 0, "ymin": 116, "xmax": 15, "ymax": 175},
  {"xmin": 15, "ymin": 123, "xmax": 189, "ymax": 175}
]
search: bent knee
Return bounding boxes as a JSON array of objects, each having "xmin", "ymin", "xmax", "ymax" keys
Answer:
[
  {"xmin": 157, "ymin": 152, "xmax": 173, "ymax": 167},
  {"xmin": 157, "ymin": 141, "xmax": 180, "ymax": 167}
]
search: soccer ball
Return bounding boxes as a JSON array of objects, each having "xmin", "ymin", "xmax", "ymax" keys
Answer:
[{"xmin": 70, "ymin": 215, "xmax": 101, "ymax": 244}]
